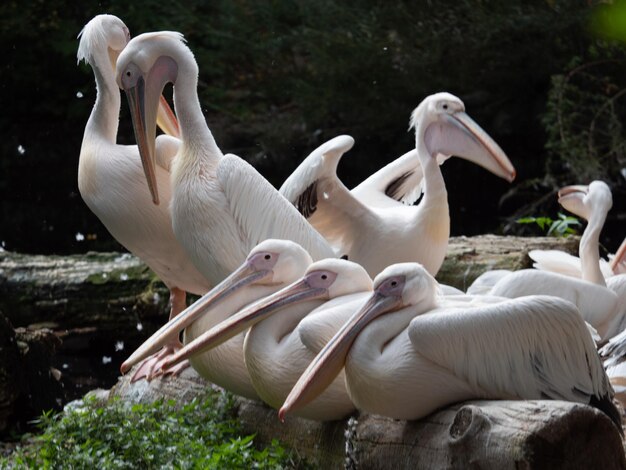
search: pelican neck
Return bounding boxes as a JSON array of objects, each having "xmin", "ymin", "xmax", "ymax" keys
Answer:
[
  {"xmin": 172, "ymin": 62, "xmax": 222, "ymax": 163},
  {"xmin": 414, "ymin": 120, "xmax": 447, "ymax": 205},
  {"xmin": 85, "ymin": 48, "xmax": 121, "ymax": 144},
  {"xmin": 580, "ymin": 209, "xmax": 608, "ymax": 286}
]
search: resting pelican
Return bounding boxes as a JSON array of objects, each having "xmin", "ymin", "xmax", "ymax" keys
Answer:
[
  {"xmin": 529, "ymin": 181, "xmax": 615, "ymax": 282},
  {"xmin": 162, "ymin": 258, "xmax": 373, "ymax": 420},
  {"xmin": 600, "ymin": 317, "xmax": 626, "ymax": 408},
  {"xmin": 280, "ymin": 263, "xmax": 621, "ymax": 433},
  {"xmin": 116, "ymin": 32, "xmax": 335, "ymax": 286},
  {"xmin": 486, "ymin": 183, "xmax": 626, "ymax": 340},
  {"xmin": 120, "ymin": 239, "xmax": 313, "ymax": 399},
  {"xmin": 279, "ymin": 93, "xmax": 516, "ymax": 277},
  {"xmin": 77, "ymin": 15, "xmax": 210, "ymax": 380}
]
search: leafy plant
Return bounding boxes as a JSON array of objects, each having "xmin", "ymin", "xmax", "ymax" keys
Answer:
[
  {"xmin": 516, "ymin": 212, "xmax": 581, "ymax": 237},
  {"xmin": 0, "ymin": 393, "xmax": 308, "ymax": 469}
]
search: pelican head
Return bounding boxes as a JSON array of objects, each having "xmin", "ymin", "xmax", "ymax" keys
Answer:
[
  {"xmin": 120, "ymin": 239, "xmax": 311, "ymax": 373},
  {"xmin": 558, "ymin": 180, "xmax": 613, "ymax": 222},
  {"xmin": 116, "ymin": 31, "xmax": 191, "ymax": 204},
  {"xmin": 279, "ymin": 262, "xmax": 437, "ymax": 420},
  {"xmin": 160, "ymin": 258, "xmax": 373, "ymax": 371},
  {"xmin": 77, "ymin": 14, "xmax": 130, "ymax": 68},
  {"xmin": 410, "ymin": 92, "xmax": 516, "ymax": 182}
]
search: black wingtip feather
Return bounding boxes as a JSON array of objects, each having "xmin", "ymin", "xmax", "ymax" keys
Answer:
[{"xmin": 589, "ymin": 394, "xmax": 623, "ymax": 436}]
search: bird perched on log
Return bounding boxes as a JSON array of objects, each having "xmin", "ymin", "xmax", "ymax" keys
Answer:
[
  {"xmin": 77, "ymin": 15, "xmax": 210, "ymax": 381},
  {"xmin": 281, "ymin": 262, "xmax": 621, "ymax": 435}
]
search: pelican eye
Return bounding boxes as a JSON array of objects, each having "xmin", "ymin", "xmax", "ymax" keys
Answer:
[
  {"xmin": 264, "ymin": 254, "xmax": 271, "ymax": 260},
  {"xmin": 126, "ymin": 71, "xmax": 131, "ymax": 77},
  {"xmin": 321, "ymin": 274, "xmax": 328, "ymax": 280},
  {"xmin": 391, "ymin": 281, "xmax": 398, "ymax": 287},
  {"xmin": 442, "ymin": 104, "xmax": 448, "ymax": 110}
]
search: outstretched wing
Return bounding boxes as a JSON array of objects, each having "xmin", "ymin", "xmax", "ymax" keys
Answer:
[
  {"xmin": 351, "ymin": 149, "xmax": 443, "ymax": 209},
  {"xmin": 280, "ymin": 135, "xmax": 372, "ymax": 251},
  {"xmin": 217, "ymin": 154, "xmax": 336, "ymax": 261},
  {"xmin": 408, "ymin": 295, "xmax": 611, "ymax": 403}
]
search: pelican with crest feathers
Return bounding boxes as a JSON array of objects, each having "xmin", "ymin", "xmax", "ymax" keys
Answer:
[
  {"xmin": 484, "ymin": 181, "xmax": 626, "ymax": 341},
  {"xmin": 279, "ymin": 93, "xmax": 516, "ymax": 277},
  {"xmin": 280, "ymin": 263, "xmax": 621, "ymax": 432},
  {"xmin": 77, "ymin": 15, "xmax": 210, "ymax": 380},
  {"xmin": 160, "ymin": 256, "xmax": 374, "ymax": 420},
  {"xmin": 115, "ymin": 32, "xmax": 335, "ymax": 287}
]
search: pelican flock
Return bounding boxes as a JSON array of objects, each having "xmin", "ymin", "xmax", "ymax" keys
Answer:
[{"xmin": 76, "ymin": 14, "xmax": 625, "ymax": 445}]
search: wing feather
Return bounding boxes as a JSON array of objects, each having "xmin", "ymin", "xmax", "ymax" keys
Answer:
[
  {"xmin": 408, "ymin": 295, "xmax": 611, "ymax": 402},
  {"xmin": 217, "ymin": 154, "xmax": 336, "ymax": 261},
  {"xmin": 279, "ymin": 135, "xmax": 372, "ymax": 251}
]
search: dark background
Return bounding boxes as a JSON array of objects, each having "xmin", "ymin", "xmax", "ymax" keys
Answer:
[{"xmin": 1, "ymin": 0, "xmax": 625, "ymax": 256}]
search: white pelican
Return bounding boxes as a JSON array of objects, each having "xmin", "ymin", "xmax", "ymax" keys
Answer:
[
  {"xmin": 280, "ymin": 263, "xmax": 621, "ymax": 433},
  {"xmin": 279, "ymin": 93, "xmax": 516, "ymax": 277},
  {"xmin": 77, "ymin": 15, "xmax": 210, "ymax": 380},
  {"xmin": 161, "ymin": 258, "xmax": 373, "ymax": 420},
  {"xmin": 486, "ymin": 183, "xmax": 626, "ymax": 340},
  {"xmin": 115, "ymin": 32, "xmax": 335, "ymax": 286},
  {"xmin": 528, "ymin": 181, "xmax": 615, "ymax": 282},
  {"xmin": 120, "ymin": 239, "xmax": 313, "ymax": 399},
  {"xmin": 599, "ymin": 316, "xmax": 626, "ymax": 408}
]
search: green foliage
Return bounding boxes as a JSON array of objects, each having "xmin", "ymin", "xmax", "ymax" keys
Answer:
[
  {"xmin": 0, "ymin": 394, "xmax": 306, "ymax": 469},
  {"xmin": 542, "ymin": 47, "xmax": 626, "ymax": 186},
  {"xmin": 590, "ymin": 1, "xmax": 626, "ymax": 43},
  {"xmin": 516, "ymin": 212, "xmax": 581, "ymax": 237}
]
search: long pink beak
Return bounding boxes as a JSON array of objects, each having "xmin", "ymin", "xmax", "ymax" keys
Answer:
[
  {"xmin": 120, "ymin": 262, "xmax": 269, "ymax": 374},
  {"xmin": 279, "ymin": 292, "xmax": 399, "ymax": 421},
  {"xmin": 161, "ymin": 278, "xmax": 327, "ymax": 371},
  {"xmin": 426, "ymin": 111, "xmax": 516, "ymax": 183}
]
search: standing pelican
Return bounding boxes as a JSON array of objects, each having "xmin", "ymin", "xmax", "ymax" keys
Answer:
[
  {"xmin": 485, "ymin": 182, "xmax": 626, "ymax": 340},
  {"xmin": 280, "ymin": 263, "xmax": 621, "ymax": 433},
  {"xmin": 529, "ymin": 181, "xmax": 616, "ymax": 281},
  {"xmin": 115, "ymin": 32, "xmax": 335, "ymax": 287},
  {"xmin": 77, "ymin": 16, "xmax": 211, "ymax": 380},
  {"xmin": 161, "ymin": 258, "xmax": 373, "ymax": 420},
  {"xmin": 120, "ymin": 239, "xmax": 313, "ymax": 399},
  {"xmin": 279, "ymin": 93, "xmax": 516, "ymax": 277}
]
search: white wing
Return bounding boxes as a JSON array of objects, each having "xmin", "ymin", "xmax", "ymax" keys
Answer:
[
  {"xmin": 466, "ymin": 270, "xmax": 512, "ymax": 295},
  {"xmin": 217, "ymin": 154, "xmax": 336, "ymax": 261},
  {"xmin": 529, "ymin": 249, "xmax": 613, "ymax": 279},
  {"xmin": 279, "ymin": 136, "xmax": 373, "ymax": 252},
  {"xmin": 351, "ymin": 149, "xmax": 443, "ymax": 209},
  {"xmin": 601, "ymin": 328, "xmax": 626, "ymax": 369},
  {"xmin": 408, "ymin": 295, "xmax": 611, "ymax": 403},
  {"xmin": 489, "ymin": 270, "xmax": 618, "ymax": 336}
]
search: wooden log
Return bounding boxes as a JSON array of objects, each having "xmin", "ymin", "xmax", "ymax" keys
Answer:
[
  {"xmin": 0, "ymin": 250, "xmax": 169, "ymax": 329},
  {"xmin": 437, "ymin": 234, "xmax": 579, "ymax": 291},
  {"xmin": 0, "ymin": 236, "xmax": 578, "ymax": 330},
  {"xmin": 109, "ymin": 368, "xmax": 626, "ymax": 469}
]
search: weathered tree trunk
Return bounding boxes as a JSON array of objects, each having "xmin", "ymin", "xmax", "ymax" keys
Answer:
[
  {"xmin": 0, "ymin": 251, "xmax": 169, "ymax": 329},
  {"xmin": 437, "ymin": 234, "xmax": 579, "ymax": 291},
  {"xmin": 0, "ymin": 236, "xmax": 578, "ymax": 329},
  {"xmin": 109, "ymin": 369, "xmax": 626, "ymax": 469}
]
